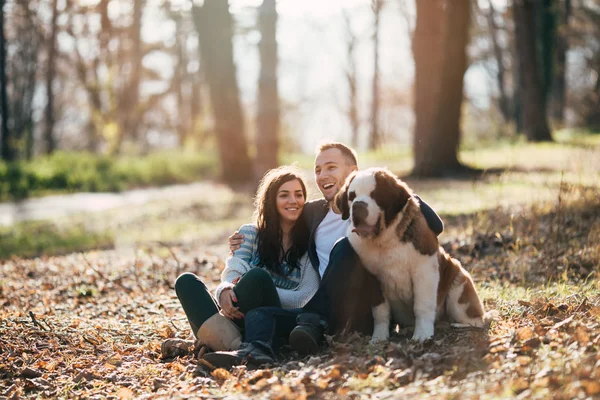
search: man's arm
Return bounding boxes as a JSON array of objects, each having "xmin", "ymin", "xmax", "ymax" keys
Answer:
[{"xmin": 415, "ymin": 195, "xmax": 444, "ymax": 236}]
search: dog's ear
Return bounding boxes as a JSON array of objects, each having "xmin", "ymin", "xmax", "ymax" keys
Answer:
[
  {"xmin": 333, "ymin": 173, "xmax": 355, "ymax": 220},
  {"xmin": 372, "ymin": 169, "xmax": 411, "ymax": 226}
]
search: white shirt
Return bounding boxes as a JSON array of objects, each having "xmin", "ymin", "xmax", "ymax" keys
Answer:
[{"xmin": 315, "ymin": 208, "xmax": 350, "ymax": 278}]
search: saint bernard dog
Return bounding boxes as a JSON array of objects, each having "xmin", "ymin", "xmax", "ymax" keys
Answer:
[{"xmin": 334, "ymin": 168, "xmax": 486, "ymax": 342}]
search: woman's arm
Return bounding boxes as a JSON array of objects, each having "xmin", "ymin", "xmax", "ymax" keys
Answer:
[
  {"xmin": 215, "ymin": 224, "xmax": 258, "ymax": 304},
  {"xmin": 275, "ymin": 255, "xmax": 320, "ymax": 309}
]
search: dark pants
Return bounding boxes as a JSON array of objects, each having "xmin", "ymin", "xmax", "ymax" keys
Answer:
[
  {"xmin": 175, "ymin": 268, "xmax": 281, "ymax": 337},
  {"xmin": 243, "ymin": 237, "xmax": 383, "ymax": 351}
]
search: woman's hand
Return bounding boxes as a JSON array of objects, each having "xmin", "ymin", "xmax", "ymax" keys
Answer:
[
  {"xmin": 228, "ymin": 231, "xmax": 245, "ymax": 255},
  {"xmin": 219, "ymin": 288, "xmax": 244, "ymax": 320}
]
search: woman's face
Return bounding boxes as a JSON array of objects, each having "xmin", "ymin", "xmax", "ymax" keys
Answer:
[{"xmin": 275, "ymin": 179, "xmax": 306, "ymax": 226}]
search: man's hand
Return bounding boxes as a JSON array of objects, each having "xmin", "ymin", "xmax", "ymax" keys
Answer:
[
  {"xmin": 228, "ymin": 231, "xmax": 245, "ymax": 255},
  {"xmin": 219, "ymin": 288, "xmax": 244, "ymax": 320}
]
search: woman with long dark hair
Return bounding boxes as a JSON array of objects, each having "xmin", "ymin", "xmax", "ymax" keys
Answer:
[{"xmin": 166, "ymin": 166, "xmax": 319, "ymax": 355}]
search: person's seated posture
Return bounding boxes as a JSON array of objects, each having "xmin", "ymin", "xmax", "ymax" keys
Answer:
[
  {"xmin": 202, "ymin": 142, "xmax": 443, "ymax": 368},
  {"xmin": 163, "ymin": 167, "xmax": 319, "ymax": 362}
]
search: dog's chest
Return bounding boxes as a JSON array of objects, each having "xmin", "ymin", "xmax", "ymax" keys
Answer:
[{"xmin": 350, "ymin": 237, "xmax": 416, "ymax": 301}]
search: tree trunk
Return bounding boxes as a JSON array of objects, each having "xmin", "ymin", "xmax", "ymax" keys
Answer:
[
  {"xmin": 343, "ymin": 10, "xmax": 359, "ymax": 148},
  {"xmin": 369, "ymin": 0, "xmax": 382, "ymax": 150},
  {"xmin": 486, "ymin": 0, "xmax": 511, "ymax": 122},
  {"xmin": 412, "ymin": 0, "xmax": 446, "ymax": 176},
  {"xmin": 513, "ymin": 0, "xmax": 553, "ymax": 142},
  {"xmin": 0, "ymin": 0, "xmax": 13, "ymax": 161},
  {"xmin": 551, "ymin": 0, "xmax": 570, "ymax": 123},
  {"xmin": 44, "ymin": 0, "xmax": 59, "ymax": 155},
  {"xmin": 114, "ymin": 0, "xmax": 143, "ymax": 154},
  {"xmin": 192, "ymin": 0, "xmax": 252, "ymax": 183},
  {"xmin": 255, "ymin": 0, "xmax": 279, "ymax": 177},
  {"xmin": 413, "ymin": 0, "xmax": 470, "ymax": 176},
  {"xmin": 537, "ymin": 0, "xmax": 556, "ymax": 105}
]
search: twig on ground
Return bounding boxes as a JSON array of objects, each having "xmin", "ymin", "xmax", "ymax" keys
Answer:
[
  {"xmin": 170, "ymin": 319, "xmax": 183, "ymax": 332},
  {"xmin": 29, "ymin": 311, "xmax": 49, "ymax": 331},
  {"xmin": 82, "ymin": 254, "xmax": 130, "ymax": 292},
  {"xmin": 157, "ymin": 241, "xmax": 182, "ymax": 277}
]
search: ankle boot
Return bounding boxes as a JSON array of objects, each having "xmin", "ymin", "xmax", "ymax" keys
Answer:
[
  {"xmin": 201, "ymin": 341, "xmax": 275, "ymax": 369},
  {"xmin": 288, "ymin": 313, "xmax": 327, "ymax": 356}
]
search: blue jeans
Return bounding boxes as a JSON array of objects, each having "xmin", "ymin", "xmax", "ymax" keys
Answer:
[{"xmin": 243, "ymin": 238, "xmax": 383, "ymax": 352}]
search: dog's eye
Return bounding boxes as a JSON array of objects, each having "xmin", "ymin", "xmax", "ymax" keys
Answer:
[{"xmin": 348, "ymin": 191, "xmax": 356, "ymax": 201}]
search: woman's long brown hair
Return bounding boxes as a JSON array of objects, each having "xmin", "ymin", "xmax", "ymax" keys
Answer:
[{"xmin": 253, "ymin": 166, "xmax": 310, "ymax": 276}]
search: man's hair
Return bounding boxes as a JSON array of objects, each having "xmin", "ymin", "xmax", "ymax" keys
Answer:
[{"xmin": 317, "ymin": 142, "xmax": 358, "ymax": 167}]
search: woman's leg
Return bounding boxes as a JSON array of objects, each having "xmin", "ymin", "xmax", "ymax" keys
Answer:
[
  {"xmin": 233, "ymin": 268, "xmax": 281, "ymax": 314},
  {"xmin": 175, "ymin": 272, "xmax": 219, "ymax": 336}
]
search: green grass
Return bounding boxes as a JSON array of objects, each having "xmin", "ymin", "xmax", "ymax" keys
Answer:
[
  {"xmin": 2, "ymin": 131, "xmax": 600, "ymax": 259},
  {"xmin": 0, "ymin": 149, "xmax": 218, "ymax": 201},
  {"xmin": 0, "ymin": 220, "xmax": 114, "ymax": 260}
]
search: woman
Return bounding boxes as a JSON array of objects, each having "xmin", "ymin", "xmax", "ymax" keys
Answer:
[{"xmin": 164, "ymin": 166, "xmax": 319, "ymax": 356}]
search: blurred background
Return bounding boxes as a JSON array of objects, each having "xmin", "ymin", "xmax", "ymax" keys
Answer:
[{"xmin": 0, "ymin": 0, "xmax": 599, "ymax": 259}]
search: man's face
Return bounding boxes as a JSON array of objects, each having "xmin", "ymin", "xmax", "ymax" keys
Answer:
[{"xmin": 314, "ymin": 148, "xmax": 357, "ymax": 202}]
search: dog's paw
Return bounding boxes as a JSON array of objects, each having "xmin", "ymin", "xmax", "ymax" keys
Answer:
[
  {"xmin": 411, "ymin": 326, "xmax": 434, "ymax": 342},
  {"xmin": 369, "ymin": 333, "xmax": 389, "ymax": 345}
]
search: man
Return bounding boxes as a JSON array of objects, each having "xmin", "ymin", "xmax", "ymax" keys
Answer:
[{"xmin": 203, "ymin": 142, "xmax": 443, "ymax": 368}]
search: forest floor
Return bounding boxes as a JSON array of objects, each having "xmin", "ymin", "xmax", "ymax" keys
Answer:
[{"xmin": 1, "ymin": 137, "xmax": 599, "ymax": 399}]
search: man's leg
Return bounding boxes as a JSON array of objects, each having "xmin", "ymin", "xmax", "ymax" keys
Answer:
[
  {"xmin": 201, "ymin": 307, "xmax": 301, "ymax": 369},
  {"xmin": 291, "ymin": 238, "xmax": 383, "ymax": 353},
  {"xmin": 303, "ymin": 237, "xmax": 382, "ymax": 334}
]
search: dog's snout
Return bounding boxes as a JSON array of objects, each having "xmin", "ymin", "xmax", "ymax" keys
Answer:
[{"xmin": 352, "ymin": 201, "xmax": 368, "ymax": 222}]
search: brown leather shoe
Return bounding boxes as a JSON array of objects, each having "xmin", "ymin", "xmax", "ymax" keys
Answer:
[{"xmin": 160, "ymin": 338, "xmax": 195, "ymax": 359}]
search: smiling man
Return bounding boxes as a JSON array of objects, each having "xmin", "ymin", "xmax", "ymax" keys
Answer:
[{"xmin": 203, "ymin": 142, "xmax": 443, "ymax": 368}]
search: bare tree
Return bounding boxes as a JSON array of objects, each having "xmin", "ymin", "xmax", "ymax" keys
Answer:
[
  {"xmin": 44, "ymin": 0, "xmax": 59, "ymax": 154},
  {"xmin": 342, "ymin": 9, "xmax": 360, "ymax": 148},
  {"xmin": 255, "ymin": 0, "xmax": 280, "ymax": 177},
  {"xmin": 115, "ymin": 0, "xmax": 144, "ymax": 153},
  {"xmin": 513, "ymin": 0, "xmax": 553, "ymax": 141},
  {"xmin": 412, "ymin": 0, "xmax": 446, "ymax": 175},
  {"xmin": 0, "ymin": 0, "xmax": 12, "ymax": 161},
  {"xmin": 369, "ymin": 0, "xmax": 383, "ymax": 150},
  {"xmin": 413, "ymin": 0, "xmax": 472, "ymax": 176},
  {"xmin": 551, "ymin": 0, "xmax": 571, "ymax": 123},
  {"xmin": 192, "ymin": 0, "xmax": 252, "ymax": 183},
  {"xmin": 486, "ymin": 0, "xmax": 512, "ymax": 122}
]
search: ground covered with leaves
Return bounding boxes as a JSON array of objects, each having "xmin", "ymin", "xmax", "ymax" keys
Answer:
[{"xmin": 1, "ymin": 181, "xmax": 599, "ymax": 399}]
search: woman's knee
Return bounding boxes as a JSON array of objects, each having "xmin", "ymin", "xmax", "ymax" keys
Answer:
[
  {"xmin": 175, "ymin": 272, "xmax": 207, "ymax": 295},
  {"xmin": 241, "ymin": 268, "xmax": 272, "ymax": 286}
]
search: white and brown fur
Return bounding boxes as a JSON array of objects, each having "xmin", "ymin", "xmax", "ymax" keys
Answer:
[{"xmin": 334, "ymin": 168, "xmax": 485, "ymax": 342}]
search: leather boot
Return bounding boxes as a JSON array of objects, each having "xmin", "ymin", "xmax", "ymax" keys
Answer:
[
  {"xmin": 288, "ymin": 313, "xmax": 327, "ymax": 356},
  {"xmin": 201, "ymin": 341, "xmax": 275, "ymax": 369}
]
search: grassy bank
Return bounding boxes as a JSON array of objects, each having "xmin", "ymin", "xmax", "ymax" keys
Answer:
[
  {"xmin": 0, "ymin": 150, "xmax": 218, "ymax": 201},
  {"xmin": 1, "ymin": 131, "xmax": 598, "ymax": 260}
]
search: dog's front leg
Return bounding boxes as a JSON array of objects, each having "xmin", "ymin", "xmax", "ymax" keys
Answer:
[
  {"xmin": 370, "ymin": 298, "xmax": 390, "ymax": 344},
  {"xmin": 411, "ymin": 257, "xmax": 440, "ymax": 342}
]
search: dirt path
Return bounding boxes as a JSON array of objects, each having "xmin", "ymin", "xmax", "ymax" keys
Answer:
[{"xmin": 0, "ymin": 181, "xmax": 242, "ymax": 227}]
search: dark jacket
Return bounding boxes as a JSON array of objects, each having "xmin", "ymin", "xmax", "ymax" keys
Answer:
[{"xmin": 302, "ymin": 196, "xmax": 444, "ymax": 278}]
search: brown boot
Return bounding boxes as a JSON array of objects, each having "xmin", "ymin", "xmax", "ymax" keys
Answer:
[
  {"xmin": 160, "ymin": 338, "xmax": 195, "ymax": 359},
  {"xmin": 197, "ymin": 313, "xmax": 242, "ymax": 352}
]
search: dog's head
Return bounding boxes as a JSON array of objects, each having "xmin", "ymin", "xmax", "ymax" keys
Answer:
[{"xmin": 334, "ymin": 168, "xmax": 412, "ymax": 238}]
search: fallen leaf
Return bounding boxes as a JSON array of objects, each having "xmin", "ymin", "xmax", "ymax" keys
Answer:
[
  {"xmin": 575, "ymin": 326, "xmax": 590, "ymax": 345},
  {"xmin": 211, "ymin": 368, "xmax": 230, "ymax": 382},
  {"xmin": 116, "ymin": 387, "xmax": 134, "ymax": 399},
  {"xmin": 515, "ymin": 326, "xmax": 534, "ymax": 341},
  {"xmin": 581, "ymin": 380, "xmax": 600, "ymax": 395}
]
